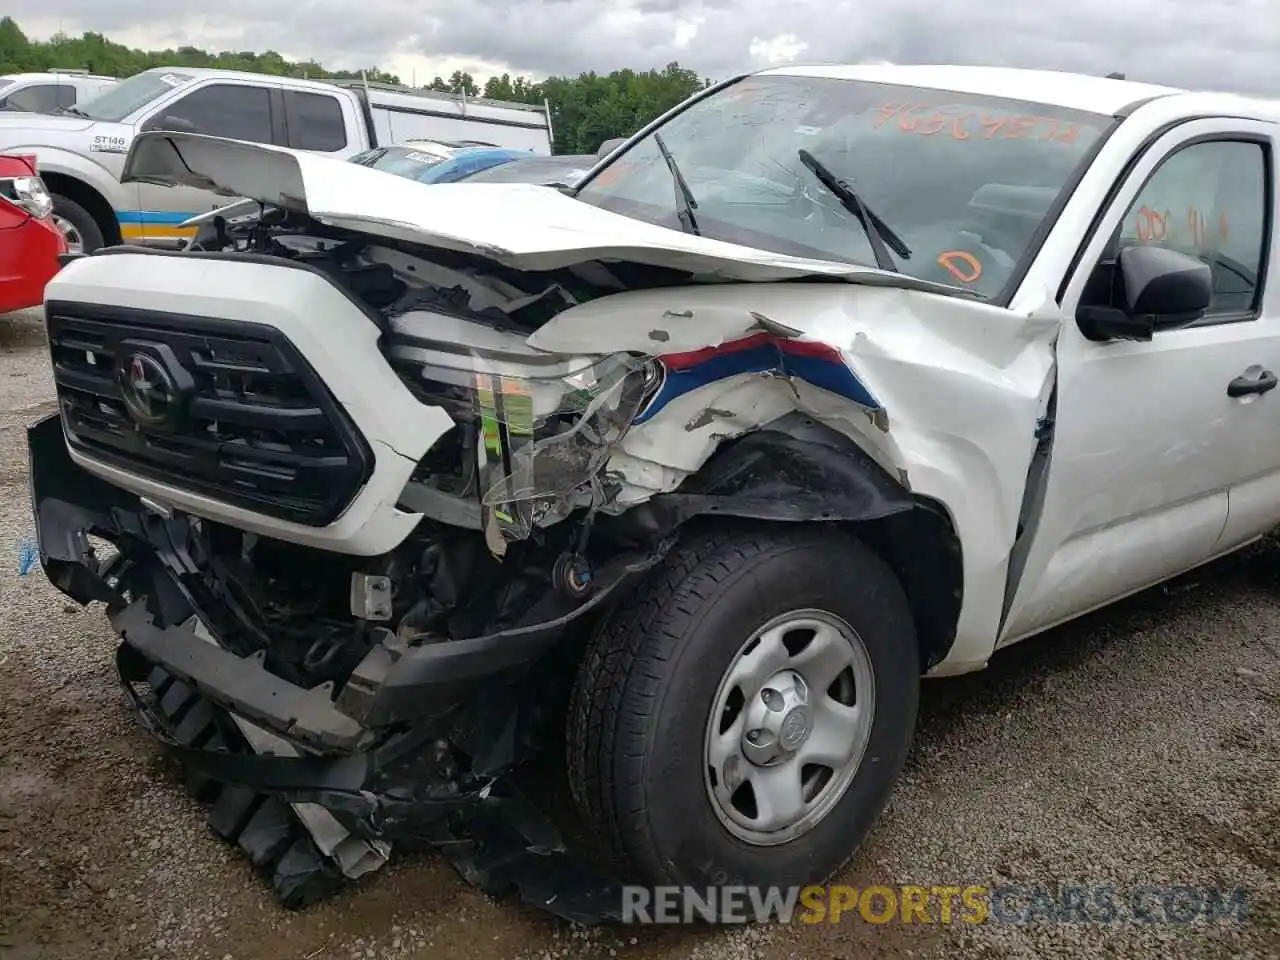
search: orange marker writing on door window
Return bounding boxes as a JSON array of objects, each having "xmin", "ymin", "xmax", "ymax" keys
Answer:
[{"xmin": 1135, "ymin": 206, "xmax": 1167, "ymax": 242}]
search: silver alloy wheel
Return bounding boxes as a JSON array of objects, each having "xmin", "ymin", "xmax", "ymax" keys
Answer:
[
  {"xmin": 703, "ymin": 608, "xmax": 876, "ymax": 846},
  {"xmin": 53, "ymin": 215, "xmax": 83, "ymax": 255}
]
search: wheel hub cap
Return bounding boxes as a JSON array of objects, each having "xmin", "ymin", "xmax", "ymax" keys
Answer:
[
  {"xmin": 703, "ymin": 609, "xmax": 877, "ymax": 846},
  {"xmin": 741, "ymin": 670, "xmax": 813, "ymax": 765}
]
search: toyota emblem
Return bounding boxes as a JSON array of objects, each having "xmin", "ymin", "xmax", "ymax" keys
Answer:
[{"xmin": 118, "ymin": 352, "xmax": 178, "ymax": 428}]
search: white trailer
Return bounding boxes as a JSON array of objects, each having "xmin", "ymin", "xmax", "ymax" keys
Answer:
[{"xmin": 334, "ymin": 78, "xmax": 552, "ymax": 155}]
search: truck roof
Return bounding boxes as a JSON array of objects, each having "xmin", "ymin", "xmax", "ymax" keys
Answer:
[
  {"xmin": 1, "ymin": 71, "xmax": 118, "ymax": 83},
  {"xmin": 331, "ymin": 78, "xmax": 550, "ymax": 115},
  {"xmin": 760, "ymin": 63, "xmax": 1213, "ymax": 116},
  {"xmin": 133, "ymin": 66, "xmax": 548, "ymax": 116}
]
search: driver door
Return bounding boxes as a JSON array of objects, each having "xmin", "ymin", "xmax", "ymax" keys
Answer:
[
  {"xmin": 129, "ymin": 80, "xmax": 282, "ymax": 246},
  {"xmin": 1000, "ymin": 117, "xmax": 1280, "ymax": 644}
]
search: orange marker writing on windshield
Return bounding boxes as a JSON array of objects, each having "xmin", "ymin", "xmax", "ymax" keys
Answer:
[{"xmin": 937, "ymin": 251, "xmax": 983, "ymax": 284}]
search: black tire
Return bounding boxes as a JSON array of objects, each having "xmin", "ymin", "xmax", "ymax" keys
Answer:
[
  {"xmin": 566, "ymin": 522, "xmax": 919, "ymax": 896},
  {"xmin": 49, "ymin": 194, "xmax": 105, "ymax": 254}
]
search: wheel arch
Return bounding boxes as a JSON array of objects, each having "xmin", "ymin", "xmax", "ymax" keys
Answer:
[
  {"xmin": 39, "ymin": 171, "xmax": 122, "ymax": 246},
  {"xmin": 611, "ymin": 413, "xmax": 964, "ymax": 673}
]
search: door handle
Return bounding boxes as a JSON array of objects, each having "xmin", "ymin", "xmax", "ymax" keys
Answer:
[{"xmin": 1227, "ymin": 369, "xmax": 1278, "ymax": 397}]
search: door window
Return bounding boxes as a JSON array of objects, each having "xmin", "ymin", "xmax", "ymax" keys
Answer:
[
  {"xmin": 2, "ymin": 84, "xmax": 60, "ymax": 113},
  {"xmin": 1116, "ymin": 139, "xmax": 1269, "ymax": 317},
  {"xmin": 285, "ymin": 91, "xmax": 347, "ymax": 151},
  {"xmin": 142, "ymin": 83, "xmax": 274, "ymax": 144}
]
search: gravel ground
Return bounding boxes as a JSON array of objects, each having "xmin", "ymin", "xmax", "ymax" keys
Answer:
[{"xmin": 0, "ymin": 307, "xmax": 1276, "ymax": 960}]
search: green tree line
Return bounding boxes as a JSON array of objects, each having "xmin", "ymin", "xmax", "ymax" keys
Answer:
[{"xmin": 0, "ymin": 16, "xmax": 709, "ymax": 153}]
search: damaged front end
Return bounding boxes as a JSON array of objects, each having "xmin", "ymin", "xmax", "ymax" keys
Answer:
[
  {"xmin": 27, "ymin": 241, "xmax": 695, "ymax": 918},
  {"xmin": 29, "ymin": 232, "xmax": 923, "ymax": 921},
  {"xmin": 385, "ymin": 305, "xmax": 663, "ymax": 554},
  {"xmin": 29, "ymin": 408, "xmax": 662, "ymax": 919}
]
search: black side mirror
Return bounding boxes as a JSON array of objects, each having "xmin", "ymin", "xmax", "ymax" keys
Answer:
[
  {"xmin": 1077, "ymin": 244, "xmax": 1213, "ymax": 342},
  {"xmin": 144, "ymin": 114, "xmax": 196, "ymax": 133}
]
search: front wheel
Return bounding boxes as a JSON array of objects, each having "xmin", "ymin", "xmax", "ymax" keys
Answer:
[
  {"xmin": 49, "ymin": 194, "xmax": 104, "ymax": 255},
  {"xmin": 566, "ymin": 523, "xmax": 920, "ymax": 898}
]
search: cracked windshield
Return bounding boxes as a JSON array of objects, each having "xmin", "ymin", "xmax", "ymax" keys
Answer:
[{"xmin": 576, "ymin": 74, "xmax": 1110, "ymax": 298}]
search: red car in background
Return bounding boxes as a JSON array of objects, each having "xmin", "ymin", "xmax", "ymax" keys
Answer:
[{"xmin": 0, "ymin": 154, "xmax": 66, "ymax": 314}]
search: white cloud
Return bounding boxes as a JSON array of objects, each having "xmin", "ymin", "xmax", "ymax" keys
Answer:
[
  {"xmin": 748, "ymin": 33, "xmax": 809, "ymax": 66},
  {"xmin": 673, "ymin": 18, "xmax": 703, "ymax": 49},
  {"xmin": 8, "ymin": 0, "xmax": 1279, "ymax": 96}
]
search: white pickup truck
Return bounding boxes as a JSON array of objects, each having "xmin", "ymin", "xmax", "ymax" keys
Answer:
[
  {"xmin": 0, "ymin": 66, "xmax": 552, "ymax": 254},
  {"xmin": 26, "ymin": 63, "xmax": 1280, "ymax": 919}
]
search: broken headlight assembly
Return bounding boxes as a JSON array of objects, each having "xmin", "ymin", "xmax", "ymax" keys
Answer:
[{"xmin": 385, "ymin": 309, "xmax": 661, "ymax": 546}]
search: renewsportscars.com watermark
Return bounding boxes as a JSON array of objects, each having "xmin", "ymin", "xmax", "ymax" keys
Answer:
[{"xmin": 621, "ymin": 884, "xmax": 1253, "ymax": 924}]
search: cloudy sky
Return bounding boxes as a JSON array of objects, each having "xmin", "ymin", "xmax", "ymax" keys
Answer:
[{"xmin": 11, "ymin": 0, "xmax": 1280, "ymax": 96}]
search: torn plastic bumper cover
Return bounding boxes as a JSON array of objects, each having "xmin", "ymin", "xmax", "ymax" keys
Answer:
[{"xmin": 27, "ymin": 413, "xmax": 629, "ymax": 922}]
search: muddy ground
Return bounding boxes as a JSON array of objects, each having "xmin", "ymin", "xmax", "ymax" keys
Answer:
[{"xmin": 0, "ymin": 309, "xmax": 1275, "ymax": 960}]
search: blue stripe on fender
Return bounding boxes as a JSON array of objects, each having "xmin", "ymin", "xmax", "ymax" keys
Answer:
[
  {"xmin": 114, "ymin": 210, "xmax": 196, "ymax": 226},
  {"xmin": 634, "ymin": 333, "xmax": 880, "ymax": 425}
]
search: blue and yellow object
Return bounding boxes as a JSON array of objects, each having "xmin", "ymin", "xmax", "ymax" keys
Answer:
[{"xmin": 115, "ymin": 209, "xmax": 198, "ymax": 243}]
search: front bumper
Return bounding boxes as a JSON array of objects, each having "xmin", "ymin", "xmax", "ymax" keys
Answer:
[
  {"xmin": 30, "ymin": 413, "xmax": 648, "ymax": 753},
  {"xmin": 28, "ymin": 412, "xmax": 637, "ymax": 921}
]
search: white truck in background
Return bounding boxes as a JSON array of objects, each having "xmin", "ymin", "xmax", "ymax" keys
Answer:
[{"xmin": 0, "ymin": 66, "xmax": 553, "ymax": 253}]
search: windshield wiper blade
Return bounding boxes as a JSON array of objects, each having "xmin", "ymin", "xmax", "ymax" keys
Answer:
[
  {"xmin": 60, "ymin": 106, "xmax": 88, "ymax": 117},
  {"xmin": 797, "ymin": 148, "xmax": 911, "ymax": 271},
  {"xmin": 653, "ymin": 132, "xmax": 700, "ymax": 236}
]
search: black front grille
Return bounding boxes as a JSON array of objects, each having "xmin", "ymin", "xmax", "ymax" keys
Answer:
[{"xmin": 46, "ymin": 301, "xmax": 374, "ymax": 527}]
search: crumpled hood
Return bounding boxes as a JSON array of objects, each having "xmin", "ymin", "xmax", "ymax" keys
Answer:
[{"xmin": 121, "ymin": 130, "xmax": 970, "ymax": 289}]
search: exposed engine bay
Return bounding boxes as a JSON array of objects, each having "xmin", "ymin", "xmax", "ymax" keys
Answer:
[
  {"xmin": 192, "ymin": 204, "xmax": 691, "ymax": 535},
  {"xmin": 179, "ymin": 206, "xmax": 704, "ymax": 678}
]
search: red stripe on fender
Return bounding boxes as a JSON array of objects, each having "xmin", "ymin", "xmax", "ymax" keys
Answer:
[
  {"xmin": 658, "ymin": 331, "xmax": 776, "ymax": 371},
  {"xmin": 659, "ymin": 332, "xmax": 845, "ymax": 371}
]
